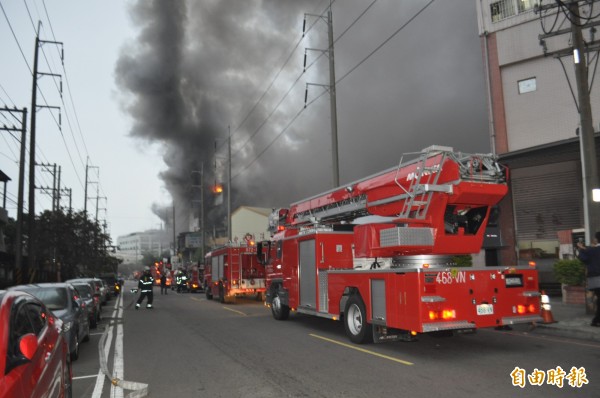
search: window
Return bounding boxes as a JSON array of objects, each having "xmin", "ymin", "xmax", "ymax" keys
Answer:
[
  {"xmin": 491, "ymin": 0, "xmax": 535, "ymax": 22},
  {"xmin": 518, "ymin": 77, "xmax": 537, "ymax": 94}
]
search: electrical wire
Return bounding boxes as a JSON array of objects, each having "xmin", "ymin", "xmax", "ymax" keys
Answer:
[
  {"xmin": 0, "ymin": 0, "xmax": 33, "ymax": 74},
  {"xmin": 229, "ymin": 0, "xmax": 374, "ymax": 161},
  {"xmin": 231, "ymin": 88, "xmax": 328, "ymax": 181},
  {"xmin": 336, "ymin": 0, "xmax": 436, "ymax": 85},
  {"xmin": 218, "ymin": 1, "xmax": 333, "ymax": 156}
]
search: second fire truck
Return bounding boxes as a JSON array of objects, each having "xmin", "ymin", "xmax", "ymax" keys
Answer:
[
  {"xmin": 258, "ymin": 146, "xmax": 542, "ymax": 344},
  {"xmin": 204, "ymin": 237, "xmax": 266, "ymax": 303}
]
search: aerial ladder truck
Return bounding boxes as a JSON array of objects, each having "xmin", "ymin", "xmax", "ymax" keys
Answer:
[{"xmin": 257, "ymin": 146, "xmax": 542, "ymax": 343}]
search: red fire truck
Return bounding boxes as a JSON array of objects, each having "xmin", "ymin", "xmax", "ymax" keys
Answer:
[
  {"xmin": 204, "ymin": 238, "xmax": 266, "ymax": 303},
  {"xmin": 258, "ymin": 146, "xmax": 542, "ymax": 344}
]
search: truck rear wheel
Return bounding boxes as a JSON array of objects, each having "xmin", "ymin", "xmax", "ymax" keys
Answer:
[
  {"xmin": 344, "ymin": 294, "xmax": 372, "ymax": 344},
  {"xmin": 271, "ymin": 291, "xmax": 290, "ymax": 320}
]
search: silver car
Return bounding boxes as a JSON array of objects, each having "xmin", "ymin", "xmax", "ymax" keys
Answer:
[{"xmin": 10, "ymin": 283, "xmax": 90, "ymax": 361}]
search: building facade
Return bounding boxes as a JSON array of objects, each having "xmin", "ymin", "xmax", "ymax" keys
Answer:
[
  {"xmin": 477, "ymin": 0, "xmax": 600, "ymax": 285},
  {"xmin": 116, "ymin": 229, "xmax": 171, "ymax": 264}
]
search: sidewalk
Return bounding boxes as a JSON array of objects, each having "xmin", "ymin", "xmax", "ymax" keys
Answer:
[{"xmin": 525, "ymin": 297, "xmax": 600, "ymax": 342}]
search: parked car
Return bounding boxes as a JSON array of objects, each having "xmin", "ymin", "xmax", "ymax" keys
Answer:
[
  {"xmin": 98, "ymin": 279, "xmax": 111, "ymax": 303},
  {"xmin": 98, "ymin": 274, "xmax": 119, "ymax": 296},
  {"xmin": 0, "ymin": 289, "xmax": 72, "ymax": 397},
  {"xmin": 10, "ymin": 283, "xmax": 90, "ymax": 361},
  {"xmin": 67, "ymin": 277, "xmax": 104, "ymax": 309},
  {"xmin": 68, "ymin": 281, "xmax": 100, "ymax": 328}
]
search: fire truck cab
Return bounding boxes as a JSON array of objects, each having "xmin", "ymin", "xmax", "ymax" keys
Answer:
[{"xmin": 204, "ymin": 240, "xmax": 266, "ymax": 303}]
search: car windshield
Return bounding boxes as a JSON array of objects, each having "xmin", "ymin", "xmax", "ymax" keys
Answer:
[{"xmin": 25, "ymin": 288, "xmax": 68, "ymax": 310}]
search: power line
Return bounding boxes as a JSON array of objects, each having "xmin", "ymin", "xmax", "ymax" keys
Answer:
[
  {"xmin": 229, "ymin": 1, "xmax": 380, "ymax": 162},
  {"xmin": 232, "ymin": 88, "xmax": 328, "ymax": 181},
  {"xmin": 336, "ymin": 0, "xmax": 436, "ymax": 85},
  {"xmin": 0, "ymin": 0, "xmax": 33, "ymax": 74},
  {"xmin": 219, "ymin": 1, "xmax": 334, "ymax": 156}
]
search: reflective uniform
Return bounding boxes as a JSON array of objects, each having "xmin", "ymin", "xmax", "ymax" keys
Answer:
[{"xmin": 136, "ymin": 272, "xmax": 154, "ymax": 309}]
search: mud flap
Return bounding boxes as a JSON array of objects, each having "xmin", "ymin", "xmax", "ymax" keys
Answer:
[{"xmin": 372, "ymin": 325, "xmax": 418, "ymax": 343}]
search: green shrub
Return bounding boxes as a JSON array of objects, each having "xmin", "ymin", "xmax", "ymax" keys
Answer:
[
  {"xmin": 452, "ymin": 255, "xmax": 472, "ymax": 267},
  {"xmin": 553, "ymin": 259, "xmax": 585, "ymax": 286}
]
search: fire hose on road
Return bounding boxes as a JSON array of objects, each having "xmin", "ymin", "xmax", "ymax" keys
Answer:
[{"xmin": 97, "ymin": 293, "xmax": 149, "ymax": 398}]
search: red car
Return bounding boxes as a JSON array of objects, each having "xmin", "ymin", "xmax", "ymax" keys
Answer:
[{"xmin": 0, "ymin": 290, "xmax": 72, "ymax": 397}]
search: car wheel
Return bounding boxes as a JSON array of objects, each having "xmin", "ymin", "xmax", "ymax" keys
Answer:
[
  {"xmin": 83, "ymin": 322, "xmax": 90, "ymax": 342},
  {"xmin": 91, "ymin": 315, "xmax": 98, "ymax": 329},
  {"xmin": 70, "ymin": 335, "xmax": 79, "ymax": 361},
  {"xmin": 64, "ymin": 356, "xmax": 73, "ymax": 398}
]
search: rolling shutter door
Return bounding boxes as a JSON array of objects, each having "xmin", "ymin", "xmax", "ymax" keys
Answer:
[{"xmin": 511, "ymin": 161, "xmax": 583, "ymax": 240}]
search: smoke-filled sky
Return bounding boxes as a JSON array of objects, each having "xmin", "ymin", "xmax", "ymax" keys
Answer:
[{"xmin": 0, "ymin": 0, "xmax": 489, "ymax": 242}]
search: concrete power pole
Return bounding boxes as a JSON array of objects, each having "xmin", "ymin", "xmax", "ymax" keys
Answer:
[
  {"xmin": 0, "ymin": 107, "xmax": 27, "ymax": 281},
  {"xmin": 303, "ymin": 1, "xmax": 340, "ymax": 188},
  {"xmin": 28, "ymin": 22, "xmax": 63, "ymax": 276}
]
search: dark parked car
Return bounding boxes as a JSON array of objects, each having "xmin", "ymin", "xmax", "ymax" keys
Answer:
[
  {"xmin": 68, "ymin": 281, "xmax": 100, "ymax": 328},
  {"xmin": 67, "ymin": 277, "xmax": 106, "ymax": 306},
  {"xmin": 0, "ymin": 289, "xmax": 72, "ymax": 397},
  {"xmin": 99, "ymin": 274, "xmax": 119, "ymax": 296},
  {"xmin": 10, "ymin": 283, "xmax": 90, "ymax": 361}
]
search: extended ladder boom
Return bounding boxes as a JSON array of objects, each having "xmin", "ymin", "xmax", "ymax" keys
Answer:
[{"xmin": 285, "ymin": 146, "xmax": 506, "ymax": 227}]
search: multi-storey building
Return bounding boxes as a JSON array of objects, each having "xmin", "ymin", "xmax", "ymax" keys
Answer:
[
  {"xmin": 476, "ymin": 0, "xmax": 600, "ymax": 285},
  {"xmin": 116, "ymin": 229, "xmax": 171, "ymax": 264}
]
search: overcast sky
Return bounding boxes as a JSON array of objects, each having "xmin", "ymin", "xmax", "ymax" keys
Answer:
[{"xmin": 0, "ymin": 0, "xmax": 490, "ymax": 244}]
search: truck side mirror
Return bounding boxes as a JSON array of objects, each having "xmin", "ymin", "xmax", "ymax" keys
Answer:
[{"xmin": 256, "ymin": 241, "xmax": 271, "ymax": 266}]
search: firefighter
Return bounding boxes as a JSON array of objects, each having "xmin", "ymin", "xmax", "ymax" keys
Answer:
[
  {"xmin": 136, "ymin": 266, "xmax": 154, "ymax": 309},
  {"xmin": 160, "ymin": 273, "xmax": 168, "ymax": 295},
  {"xmin": 175, "ymin": 270, "xmax": 182, "ymax": 292}
]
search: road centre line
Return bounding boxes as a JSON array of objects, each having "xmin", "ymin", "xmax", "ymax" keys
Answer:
[
  {"xmin": 309, "ymin": 334, "xmax": 414, "ymax": 366},
  {"xmin": 222, "ymin": 306, "xmax": 248, "ymax": 316}
]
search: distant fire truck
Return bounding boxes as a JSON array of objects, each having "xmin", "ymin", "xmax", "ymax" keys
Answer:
[
  {"xmin": 258, "ymin": 146, "xmax": 542, "ymax": 344},
  {"xmin": 204, "ymin": 237, "xmax": 266, "ymax": 303}
]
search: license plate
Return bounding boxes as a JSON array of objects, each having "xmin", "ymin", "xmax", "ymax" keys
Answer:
[{"xmin": 476, "ymin": 304, "xmax": 494, "ymax": 315}]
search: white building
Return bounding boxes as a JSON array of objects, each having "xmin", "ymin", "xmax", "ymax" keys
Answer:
[{"xmin": 116, "ymin": 229, "xmax": 171, "ymax": 264}]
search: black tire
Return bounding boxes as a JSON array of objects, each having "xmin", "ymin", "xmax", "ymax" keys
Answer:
[
  {"xmin": 64, "ymin": 356, "xmax": 73, "ymax": 398},
  {"xmin": 219, "ymin": 284, "xmax": 225, "ymax": 303},
  {"xmin": 82, "ymin": 323, "xmax": 90, "ymax": 343},
  {"xmin": 70, "ymin": 335, "xmax": 79, "ymax": 361},
  {"xmin": 206, "ymin": 288, "xmax": 213, "ymax": 300},
  {"xmin": 91, "ymin": 315, "xmax": 97, "ymax": 329},
  {"xmin": 271, "ymin": 290, "xmax": 290, "ymax": 320},
  {"xmin": 344, "ymin": 294, "xmax": 372, "ymax": 344}
]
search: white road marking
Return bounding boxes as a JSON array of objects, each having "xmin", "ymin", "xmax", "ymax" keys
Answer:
[
  {"xmin": 111, "ymin": 296, "xmax": 124, "ymax": 398},
  {"xmin": 92, "ymin": 296, "xmax": 120, "ymax": 398}
]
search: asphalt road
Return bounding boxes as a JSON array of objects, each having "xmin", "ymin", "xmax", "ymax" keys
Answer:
[{"xmin": 72, "ymin": 280, "xmax": 599, "ymax": 397}]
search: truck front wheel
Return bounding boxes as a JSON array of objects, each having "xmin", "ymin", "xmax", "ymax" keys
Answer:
[
  {"xmin": 271, "ymin": 290, "xmax": 290, "ymax": 320},
  {"xmin": 344, "ymin": 294, "xmax": 372, "ymax": 344}
]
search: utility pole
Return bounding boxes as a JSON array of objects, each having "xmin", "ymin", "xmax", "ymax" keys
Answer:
[
  {"xmin": 28, "ymin": 22, "xmax": 63, "ymax": 275},
  {"xmin": 85, "ymin": 163, "xmax": 99, "ymax": 219},
  {"xmin": 0, "ymin": 107, "xmax": 27, "ymax": 281},
  {"xmin": 37, "ymin": 163, "xmax": 57, "ymax": 211},
  {"xmin": 191, "ymin": 164, "xmax": 205, "ymax": 258},
  {"xmin": 228, "ymin": 126, "xmax": 232, "ymax": 242},
  {"xmin": 537, "ymin": 1, "xmax": 600, "ymax": 244},
  {"xmin": 60, "ymin": 187, "xmax": 72, "ymax": 213},
  {"xmin": 303, "ymin": 1, "xmax": 340, "ymax": 188}
]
